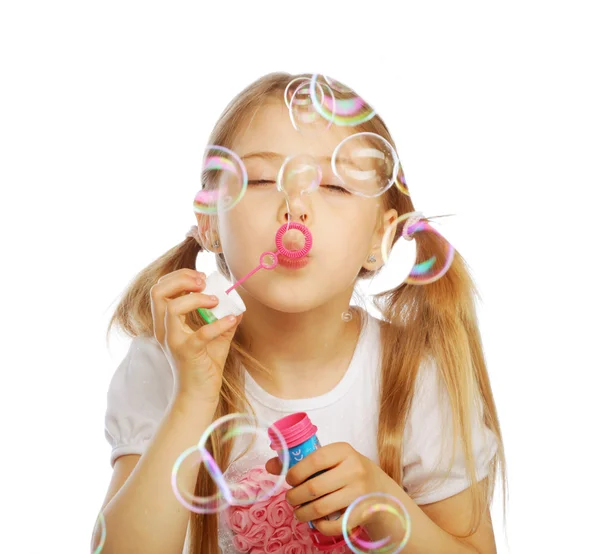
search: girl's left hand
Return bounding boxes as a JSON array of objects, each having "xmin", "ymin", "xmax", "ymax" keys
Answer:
[{"xmin": 265, "ymin": 442, "xmax": 398, "ymax": 536}]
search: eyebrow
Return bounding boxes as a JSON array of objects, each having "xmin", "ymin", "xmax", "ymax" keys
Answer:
[
  {"xmin": 240, "ymin": 151, "xmax": 355, "ymax": 166},
  {"xmin": 240, "ymin": 151, "xmax": 285, "ymax": 161}
]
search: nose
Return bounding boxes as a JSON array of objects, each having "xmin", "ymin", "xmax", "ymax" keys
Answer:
[
  {"xmin": 284, "ymin": 211, "xmax": 307, "ymax": 223},
  {"xmin": 280, "ymin": 193, "xmax": 310, "ymax": 225}
]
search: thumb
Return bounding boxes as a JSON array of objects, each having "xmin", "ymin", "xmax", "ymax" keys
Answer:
[{"xmin": 220, "ymin": 313, "xmax": 243, "ymax": 341}]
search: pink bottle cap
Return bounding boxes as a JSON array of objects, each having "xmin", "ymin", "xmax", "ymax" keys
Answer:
[{"xmin": 268, "ymin": 412, "xmax": 318, "ymax": 451}]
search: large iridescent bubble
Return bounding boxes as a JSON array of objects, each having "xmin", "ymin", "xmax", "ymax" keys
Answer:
[
  {"xmin": 331, "ymin": 132, "xmax": 399, "ymax": 197},
  {"xmin": 171, "ymin": 413, "xmax": 289, "ymax": 514},
  {"xmin": 193, "ymin": 145, "xmax": 248, "ymax": 214},
  {"xmin": 381, "ymin": 212, "xmax": 455, "ymax": 285},
  {"xmin": 309, "ymin": 74, "xmax": 376, "ymax": 127}
]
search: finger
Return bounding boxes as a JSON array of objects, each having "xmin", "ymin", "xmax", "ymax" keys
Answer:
[
  {"xmin": 164, "ymin": 292, "xmax": 217, "ymax": 342},
  {"xmin": 218, "ymin": 312, "xmax": 244, "ymax": 342},
  {"xmin": 313, "ymin": 515, "xmax": 362, "ymax": 539},
  {"xmin": 313, "ymin": 516, "xmax": 363, "ymax": 540},
  {"xmin": 191, "ymin": 313, "xmax": 241, "ymax": 345},
  {"xmin": 151, "ymin": 270, "xmax": 206, "ymax": 342},
  {"xmin": 292, "ymin": 488, "xmax": 349, "ymax": 526},
  {"xmin": 286, "ymin": 466, "xmax": 350, "ymax": 507},
  {"xmin": 265, "ymin": 457, "xmax": 283, "ymax": 475},
  {"xmin": 286, "ymin": 443, "xmax": 349, "ymax": 487},
  {"xmin": 158, "ymin": 270, "xmax": 207, "ymax": 300},
  {"xmin": 166, "ymin": 291, "xmax": 219, "ymax": 323},
  {"xmin": 157, "ymin": 268, "xmax": 206, "ymax": 290}
]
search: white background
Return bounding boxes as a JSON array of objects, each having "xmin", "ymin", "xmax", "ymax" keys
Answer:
[{"xmin": 1, "ymin": 1, "xmax": 598, "ymax": 552}]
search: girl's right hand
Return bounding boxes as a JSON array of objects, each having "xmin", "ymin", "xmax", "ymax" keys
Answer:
[{"xmin": 150, "ymin": 268, "xmax": 243, "ymax": 404}]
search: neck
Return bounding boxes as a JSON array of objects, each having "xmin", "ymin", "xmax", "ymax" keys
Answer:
[{"xmin": 235, "ymin": 293, "xmax": 362, "ymax": 399}]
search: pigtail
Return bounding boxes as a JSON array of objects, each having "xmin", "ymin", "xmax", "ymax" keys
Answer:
[{"xmin": 373, "ymin": 217, "xmax": 507, "ymax": 536}]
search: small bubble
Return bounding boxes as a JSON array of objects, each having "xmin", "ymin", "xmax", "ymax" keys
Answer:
[
  {"xmin": 343, "ymin": 492, "xmax": 411, "ymax": 553},
  {"xmin": 341, "ymin": 311, "xmax": 353, "ymax": 322}
]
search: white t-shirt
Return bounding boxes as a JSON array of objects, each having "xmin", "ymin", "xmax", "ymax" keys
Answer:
[{"xmin": 105, "ymin": 309, "xmax": 497, "ymax": 552}]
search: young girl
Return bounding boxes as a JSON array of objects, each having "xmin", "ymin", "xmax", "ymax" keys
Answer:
[{"xmin": 96, "ymin": 72, "xmax": 506, "ymax": 554}]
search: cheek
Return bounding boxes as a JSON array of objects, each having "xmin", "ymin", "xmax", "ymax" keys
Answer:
[
  {"xmin": 219, "ymin": 207, "xmax": 260, "ymax": 244},
  {"xmin": 319, "ymin": 235, "xmax": 370, "ymax": 285},
  {"xmin": 218, "ymin": 219, "xmax": 254, "ymax": 274},
  {"xmin": 218, "ymin": 210, "xmax": 277, "ymax": 277},
  {"xmin": 326, "ymin": 212, "xmax": 375, "ymax": 257}
]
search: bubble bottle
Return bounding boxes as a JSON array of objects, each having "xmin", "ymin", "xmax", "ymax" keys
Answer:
[
  {"xmin": 196, "ymin": 271, "xmax": 246, "ymax": 324},
  {"xmin": 268, "ymin": 412, "xmax": 362, "ymax": 551}
]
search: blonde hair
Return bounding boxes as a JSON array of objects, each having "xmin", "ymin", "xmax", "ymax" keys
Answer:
[{"xmin": 107, "ymin": 72, "xmax": 507, "ymax": 553}]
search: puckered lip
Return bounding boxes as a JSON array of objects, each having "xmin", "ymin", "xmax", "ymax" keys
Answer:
[
  {"xmin": 277, "ymin": 251, "xmax": 311, "ymax": 260},
  {"xmin": 269, "ymin": 243, "xmax": 311, "ymax": 260},
  {"xmin": 276, "ymin": 253, "xmax": 311, "ymax": 267}
]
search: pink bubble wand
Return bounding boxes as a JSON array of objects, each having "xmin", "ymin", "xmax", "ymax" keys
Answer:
[{"xmin": 225, "ymin": 221, "xmax": 313, "ymax": 294}]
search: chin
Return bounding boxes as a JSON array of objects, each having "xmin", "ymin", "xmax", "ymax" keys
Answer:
[
  {"xmin": 244, "ymin": 276, "xmax": 321, "ymax": 313},
  {"xmin": 263, "ymin": 290, "xmax": 318, "ymax": 314}
]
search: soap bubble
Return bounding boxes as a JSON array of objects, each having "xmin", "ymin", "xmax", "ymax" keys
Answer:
[
  {"xmin": 381, "ymin": 212, "xmax": 455, "ymax": 285},
  {"xmin": 171, "ymin": 413, "xmax": 289, "ymax": 514},
  {"xmin": 288, "ymin": 79, "xmax": 335, "ymax": 133},
  {"xmin": 289, "ymin": 82, "xmax": 316, "ymax": 126},
  {"xmin": 332, "ymin": 132, "xmax": 399, "ymax": 197},
  {"xmin": 286, "ymin": 74, "xmax": 375, "ymax": 131},
  {"xmin": 342, "ymin": 493, "xmax": 411, "ymax": 554},
  {"xmin": 284, "ymin": 77, "xmax": 312, "ymax": 109},
  {"xmin": 309, "ymin": 74, "xmax": 376, "ymax": 127},
  {"xmin": 193, "ymin": 145, "xmax": 248, "ymax": 214},
  {"xmin": 277, "ymin": 154, "xmax": 322, "ymax": 197},
  {"xmin": 341, "ymin": 311, "xmax": 353, "ymax": 322}
]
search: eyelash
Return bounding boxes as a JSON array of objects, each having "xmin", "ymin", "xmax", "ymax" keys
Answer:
[
  {"xmin": 248, "ymin": 180, "xmax": 275, "ymax": 186},
  {"xmin": 247, "ymin": 180, "xmax": 350, "ymax": 195}
]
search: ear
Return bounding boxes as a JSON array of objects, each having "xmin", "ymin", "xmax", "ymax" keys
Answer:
[
  {"xmin": 194, "ymin": 212, "xmax": 222, "ymax": 253},
  {"xmin": 363, "ymin": 208, "xmax": 398, "ymax": 271}
]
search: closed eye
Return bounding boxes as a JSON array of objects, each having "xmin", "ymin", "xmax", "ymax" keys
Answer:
[
  {"xmin": 248, "ymin": 180, "xmax": 350, "ymax": 194},
  {"xmin": 248, "ymin": 179, "xmax": 276, "ymax": 186},
  {"xmin": 321, "ymin": 184, "xmax": 351, "ymax": 194}
]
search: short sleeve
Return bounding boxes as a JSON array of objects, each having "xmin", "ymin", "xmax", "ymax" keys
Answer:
[
  {"xmin": 104, "ymin": 336, "xmax": 174, "ymax": 467},
  {"xmin": 402, "ymin": 356, "xmax": 498, "ymax": 505}
]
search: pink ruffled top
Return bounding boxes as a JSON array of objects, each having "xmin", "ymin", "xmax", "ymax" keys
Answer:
[{"xmin": 218, "ymin": 465, "xmax": 367, "ymax": 554}]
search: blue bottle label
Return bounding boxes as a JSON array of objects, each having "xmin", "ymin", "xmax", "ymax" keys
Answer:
[{"xmin": 286, "ymin": 435, "xmax": 321, "ymax": 467}]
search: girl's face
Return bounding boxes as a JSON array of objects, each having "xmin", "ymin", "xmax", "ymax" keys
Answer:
[{"xmin": 203, "ymin": 99, "xmax": 396, "ymax": 314}]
